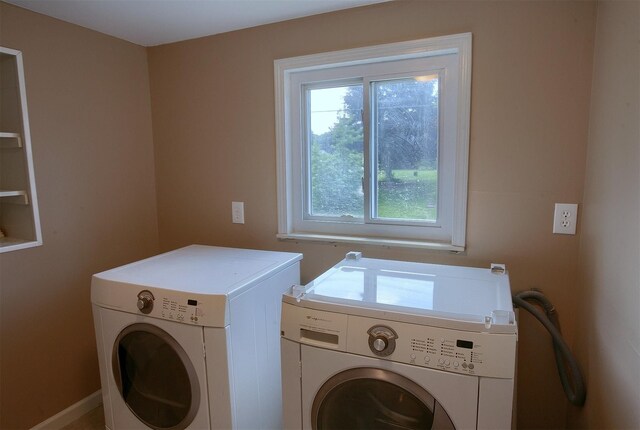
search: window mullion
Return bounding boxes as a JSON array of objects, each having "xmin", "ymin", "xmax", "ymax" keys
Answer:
[
  {"xmin": 363, "ymin": 78, "xmax": 372, "ymax": 224},
  {"xmin": 302, "ymin": 87, "xmax": 313, "ymax": 219}
]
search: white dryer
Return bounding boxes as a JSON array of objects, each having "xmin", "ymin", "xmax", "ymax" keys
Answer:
[
  {"xmin": 92, "ymin": 245, "xmax": 301, "ymax": 430},
  {"xmin": 281, "ymin": 253, "xmax": 517, "ymax": 430}
]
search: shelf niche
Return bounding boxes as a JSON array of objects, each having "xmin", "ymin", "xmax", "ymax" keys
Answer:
[{"xmin": 0, "ymin": 47, "xmax": 42, "ymax": 253}]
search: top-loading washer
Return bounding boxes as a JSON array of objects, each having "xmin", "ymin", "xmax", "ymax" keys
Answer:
[
  {"xmin": 281, "ymin": 252, "xmax": 517, "ymax": 430},
  {"xmin": 91, "ymin": 245, "xmax": 302, "ymax": 430}
]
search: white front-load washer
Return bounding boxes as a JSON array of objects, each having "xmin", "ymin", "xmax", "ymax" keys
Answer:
[
  {"xmin": 281, "ymin": 253, "xmax": 517, "ymax": 430},
  {"xmin": 91, "ymin": 245, "xmax": 302, "ymax": 430}
]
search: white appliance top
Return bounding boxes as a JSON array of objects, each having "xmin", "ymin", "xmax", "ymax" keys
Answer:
[
  {"xmin": 92, "ymin": 245, "xmax": 302, "ymax": 327},
  {"xmin": 94, "ymin": 244, "xmax": 301, "ymax": 297},
  {"xmin": 284, "ymin": 253, "xmax": 516, "ymax": 334}
]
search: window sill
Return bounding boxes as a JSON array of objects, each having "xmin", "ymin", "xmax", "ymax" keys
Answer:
[{"xmin": 277, "ymin": 233, "xmax": 465, "ymax": 253}]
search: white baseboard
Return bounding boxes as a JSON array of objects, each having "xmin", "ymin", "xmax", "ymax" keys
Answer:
[{"xmin": 30, "ymin": 390, "xmax": 102, "ymax": 430}]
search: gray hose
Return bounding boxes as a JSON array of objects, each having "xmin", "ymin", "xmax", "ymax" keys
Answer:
[{"xmin": 512, "ymin": 290, "xmax": 586, "ymax": 406}]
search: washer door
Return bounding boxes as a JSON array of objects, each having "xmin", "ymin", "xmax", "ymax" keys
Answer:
[
  {"xmin": 311, "ymin": 367, "xmax": 456, "ymax": 430},
  {"xmin": 112, "ymin": 323, "xmax": 200, "ymax": 430}
]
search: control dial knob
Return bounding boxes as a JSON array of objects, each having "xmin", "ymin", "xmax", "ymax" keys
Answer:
[
  {"xmin": 367, "ymin": 325, "xmax": 398, "ymax": 357},
  {"xmin": 136, "ymin": 290, "xmax": 154, "ymax": 314},
  {"xmin": 372, "ymin": 337, "xmax": 388, "ymax": 352}
]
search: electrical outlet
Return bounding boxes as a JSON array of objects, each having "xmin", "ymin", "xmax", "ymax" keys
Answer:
[
  {"xmin": 232, "ymin": 201, "xmax": 245, "ymax": 224},
  {"xmin": 553, "ymin": 203, "xmax": 578, "ymax": 235}
]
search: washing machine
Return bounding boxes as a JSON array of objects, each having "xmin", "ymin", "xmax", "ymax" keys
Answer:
[
  {"xmin": 281, "ymin": 252, "xmax": 517, "ymax": 430},
  {"xmin": 91, "ymin": 245, "xmax": 302, "ymax": 430}
]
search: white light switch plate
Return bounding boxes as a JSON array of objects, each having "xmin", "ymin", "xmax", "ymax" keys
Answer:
[{"xmin": 232, "ymin": 201, "xmax": 245, "ymax": 224}]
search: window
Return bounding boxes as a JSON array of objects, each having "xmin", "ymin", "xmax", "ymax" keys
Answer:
[{"xmin": 275, "ymin": 33, "xmax": 471, "ymax": 251}]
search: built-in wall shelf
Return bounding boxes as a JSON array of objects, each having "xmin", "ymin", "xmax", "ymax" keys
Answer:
[
  {"xmin": 0, "ymin": 236, "xmax": 30, "ymax": 248},
  {"xmin": 0, "ymin": 132, "xmax": 22, "ymax": 148},
  {"xmin": 0, "ymin": 46, "xmax": 42, "ymax": 253},
  {"xmin": 0, "ymin": 190, "xmax": 29, "ymax": 204}
]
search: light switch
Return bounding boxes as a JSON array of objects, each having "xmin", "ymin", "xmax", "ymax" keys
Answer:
[{"xmin": 232, "ymin": 201, "xmax": 245, "ymax": 224}]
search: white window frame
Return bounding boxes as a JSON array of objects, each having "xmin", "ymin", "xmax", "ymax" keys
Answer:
[{"xmin": 274, "ymin": 33, "xmax": 472, "ymax": 251}]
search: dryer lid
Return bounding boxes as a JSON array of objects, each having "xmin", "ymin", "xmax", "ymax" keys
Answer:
[
  {"xmin": 93, "ymin": 245, "xmax": 301, "ymax": 297},
  {"xmin": 91, "ymin": 245, "xmax": 302, "ymax": 326},
  {"xmin": 297, "ymin": 255, "xmax": 516, "ymax": 333}
]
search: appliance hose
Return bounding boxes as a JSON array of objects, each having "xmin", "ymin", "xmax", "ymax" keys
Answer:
[{"xmin": 512, "ymin": 290, "xmax": 586, "ymax": 406}]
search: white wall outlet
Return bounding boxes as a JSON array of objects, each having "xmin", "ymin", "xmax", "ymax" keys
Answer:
[
  {"xmin": 232, "ymin": 201, "xmax": 245, "ymax": 224},
  {"xmin": 553, "ymin": 203, "xmax": 578, "ymax": 235}
]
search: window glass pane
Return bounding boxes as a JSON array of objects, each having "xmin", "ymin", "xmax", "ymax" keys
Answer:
[
  {"xmin": 372, "ymin": 76, "xmax": 439, "ymax": 222},
  {"xmin": 307, "ymin": 85, "xmax": 364, "ymax": 218}
]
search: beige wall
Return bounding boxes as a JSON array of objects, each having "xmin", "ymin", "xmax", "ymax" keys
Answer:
[
  {"xmin": 0, "ymin": 1, "xmax": 609, "ymax": 429},
  {"xmin": 570, "ymin": 1, "xmax": 640, "ymax": 428},
  {"xmin": 148, "ymin": 1, "xmax": 596, "ymax": 428},
  {"xmin": 0, "ymin": 3, "xmax": 159, "ymax": 429}
]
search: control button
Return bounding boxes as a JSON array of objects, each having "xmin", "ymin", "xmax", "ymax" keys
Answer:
[
  {"xmin": 136, "ymin": 290, "xmax": 155, "ymax": 314},
  {"xmin": 454, "ymin": 361, "xmax": 459, "ymax": 367},
  {"xmin": 367, "ymin": 325, "xmax": 398, "ymax": 357},
  {"xmin": 373, "ymin": 338, "xmax": 388, "ymax": 352},
  {"xmin": 468, "ymin": 363, "xmax": 475, "ymax": 370},
  {"xmin": 410, "ymin": 353, "xmax": 416, "ymax": 359},
  {"xmin": 462, "ymin": 362, "xmax": 468, "ymax": 369},
  {"xmin": 438, "ymin": 358, "xmax": 444, "ymax": 365},
  {"xmin": 424, "ymin": 357, "xmax": 431, "ymax": 363},
  {"xmin": 445, "ymin": 360, "xmax": 450, "ymax": 366}
]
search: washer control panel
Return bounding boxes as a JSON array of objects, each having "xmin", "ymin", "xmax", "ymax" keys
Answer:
[
  {"xmin": 281, "ymin": 302, "xmax": 517, "ymax": 379},
  {"xmin": 349, "ymin": 315, "xmax": 516, "ymax": 379}
]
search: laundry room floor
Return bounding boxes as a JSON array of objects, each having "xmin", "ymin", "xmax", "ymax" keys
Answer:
[{"xmin": 61, "ymin": 405, "xmax": 104, "ymax": 430}]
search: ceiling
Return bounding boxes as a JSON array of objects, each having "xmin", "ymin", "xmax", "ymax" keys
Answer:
[{"xmin": 4, "ymin": 0, "xmax": 389, "ymax": 47}]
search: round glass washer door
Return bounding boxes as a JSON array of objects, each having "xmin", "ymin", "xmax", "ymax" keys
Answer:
[
  {"xmin": 312, "ymin": 367, "xmax": 456, "ymax": 430},
  {"xmin": 112, "ymin": 323, "xmax": 200, "ymax": 430}
]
